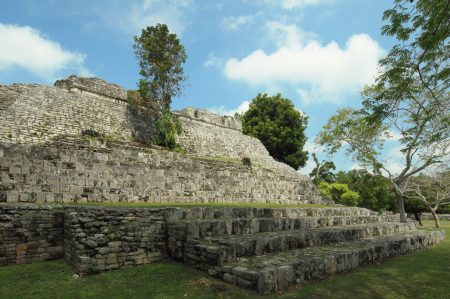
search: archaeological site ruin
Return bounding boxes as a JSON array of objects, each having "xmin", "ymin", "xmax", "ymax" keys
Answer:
[{"xmin": 0, "ymin": 76, "xmax": 445, "ymax": 294}]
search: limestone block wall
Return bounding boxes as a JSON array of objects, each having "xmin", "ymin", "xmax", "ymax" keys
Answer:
[
  {"xmin": 64, "ymin": 206, "xmax": 167, "ymax": 274},
  {"xmin": 0, "ymin": 83, "xmax": 154, "ymax": 144},
  {"xmin": 0, "ymin": 76, "xmax": 323, "ymax": 205},
  {"xmin": 175, "ymin": 107, "xmax": 307, "ymax": 179},
  {"xmin": 0, "ymin": 140, "xmax": 323, "ymax": 205},
  {"xmin": 54, "ymin": 75, "xmax": 127, "ymax": 101},
  {"xmin": 0, "ymin": 204, "xmax": 64, "ymax": 266}
]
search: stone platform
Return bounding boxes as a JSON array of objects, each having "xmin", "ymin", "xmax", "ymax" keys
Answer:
[
  {"xmin": 165, "ymin": 207, "xmax": 445, "ymax": 294},
  {"xmin": 0, "ymin": 205, "xmax": 445, "ymax": 295}
]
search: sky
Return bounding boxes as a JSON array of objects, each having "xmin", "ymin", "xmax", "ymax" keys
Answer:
[{"xmin": 0, "ymin": 0, "xmax": 407, "ymax": 175}]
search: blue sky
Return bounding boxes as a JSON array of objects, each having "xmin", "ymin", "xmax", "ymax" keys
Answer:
[{"xmin": 0, "ymin": 0, "xmax": 406, "ymax": 174}]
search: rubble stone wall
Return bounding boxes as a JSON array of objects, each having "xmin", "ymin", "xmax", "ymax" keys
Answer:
[
  {"xmin": 0, "ymin": 204, "xmax": 64, "ymax": 266},
  {"xmin": 0, "ymin": 141, "xmax": 323, "ymax": 205},
  {"xmin": 64, "ymin": 206, "xmax": 167, "ymax": 274}
]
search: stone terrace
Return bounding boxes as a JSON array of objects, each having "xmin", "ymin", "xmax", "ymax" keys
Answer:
[
  {"xmin": 165, "ymin": 206, "xmax": 445, "ymax": 294},
  {"xmin": 0, "ymin": 204, "xmax": 445, "ymax": 294}
]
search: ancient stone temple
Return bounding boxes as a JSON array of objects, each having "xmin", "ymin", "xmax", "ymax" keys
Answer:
[
  {"xmin": 0, "ymin": 75, "xmax": 322, "ymax": 204},
  {"xmin": 0, "ymin": 76, "xmax": 445, "ymax": 294}
]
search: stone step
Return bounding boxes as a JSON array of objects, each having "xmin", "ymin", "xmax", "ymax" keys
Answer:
[
  {"xmin": 211, "ymin": 230, "xmax": 445, "ymax": 294},
  {"xmin": 182, "ymin": 222, "xmax": 417, "ymax": 268},
  {"xmin": 165, "ymin": 207, "xmax": 378, "ymax": 222},
  {"xmin": 169, "ymin": 215, "xmax": 400, "ymax": 240}
]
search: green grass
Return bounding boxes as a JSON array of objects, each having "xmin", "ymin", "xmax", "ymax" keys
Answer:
[
  {"xmin": 61, "ymin": 201, "xmax": 331, "ymax": 209},
  {"xmin": 0, "ymin": 220, "xmax": 448, "ymax": 299}
]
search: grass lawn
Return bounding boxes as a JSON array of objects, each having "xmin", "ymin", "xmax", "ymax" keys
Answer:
[{"xmin": 0, "ymin": 220, "xmax": 448, "ymax": 299}]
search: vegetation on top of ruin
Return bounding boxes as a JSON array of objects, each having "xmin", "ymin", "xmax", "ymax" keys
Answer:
[
  {"xmin": 242, "ymin": 93, "xmax": 309, "ymax": 170},
  {"xmin": 133, "ymin": 23, "xmax": 187, "ymax": 149}
]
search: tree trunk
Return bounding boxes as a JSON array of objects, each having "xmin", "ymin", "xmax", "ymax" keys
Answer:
[
  {"xmin": 397, "ymin": 195, "xmax": 407, "ymax": 222},
  {"xmin": 393, "ymin": 184, "xmax": 407, "ymax": 222},
  {"xmin": 430, "ymin": 208, "xmax": 440, "ymax": 228}
]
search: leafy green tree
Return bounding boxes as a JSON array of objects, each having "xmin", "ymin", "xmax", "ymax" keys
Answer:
[
  {"xmin": 309, "ymin": 153, "xmax": 336, "ymax": 185},
  {"xmin": 317, "ymin": 0, "xmax": 450, "ymax": 222},
  {"xmin": 318, "ymin": 182, "xmax": 360, "ymax": 206},
  {"xmin": 242, "ymin": 93, "xmax": 308, "ymax": 169},
  {"xmin": 335, "ymin": 170, "xmax": 396, "ymax": 212},
  {"xmin": 133, "ymin": 23, "xmax": 187, "ymax": 110}
]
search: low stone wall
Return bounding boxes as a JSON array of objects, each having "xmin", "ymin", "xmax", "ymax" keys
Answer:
[
  {"xmin": 422, "ymin": 213, "xmax": 450, "ymax": 221},
  {"xmin": 0, "ymin": 204, "xmax": 64, "ymax": 266},
  {"xmin": 64, "ymin": 207, "xmax": 167, "ymax": 274},
  {"xmin": 0, "ymin": 140, "xmax": 323, "ymax": 204}
]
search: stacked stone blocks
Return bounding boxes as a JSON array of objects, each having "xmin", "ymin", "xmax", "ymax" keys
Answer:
[{"xmin": 0, "ymin": 204, "xmax": 445, "ymax": 294}]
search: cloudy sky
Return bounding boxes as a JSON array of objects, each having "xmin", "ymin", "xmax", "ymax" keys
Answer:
[{"xmin": 0, "ymin": 0, "xmax": 405, "ymax": 174}]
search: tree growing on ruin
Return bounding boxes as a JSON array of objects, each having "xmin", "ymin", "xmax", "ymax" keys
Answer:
[
  {"xmin": 242, "ymin": 93, "xmax": 308, "ymax": 170},
  {"xmin": 133, "ymin": 24, "xmax": 187, "ymax": 148},
  {"xmin": 133, "ymin": 23, "xmax": 187, "ymax": 111},
  {"xmin": 316, "ymin": 0, "xmax": 450, "ymax": 222}
]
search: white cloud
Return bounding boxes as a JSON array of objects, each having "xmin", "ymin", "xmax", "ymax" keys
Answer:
[
  {"xmin": 90, "ymin": 0, "xmax": 192, "ymax": 36},
  {"xmin": 384, "ymin": 130, "xmax": 402, "ymax": 142},
  {"xmin": 204, "ymin": 53, "xmax": 223, "ymax": 69},
  {"xmin": 262, "ymin": 0, "xmax": 333, "ymax": 10},
  {"xmin": 224, "ymin": 21, "xmax": 384, "ymax": 105},
  {"xmin": 207, "ymin": 100, "xmax": 250, "ymax": 116},
  {"xmin": 0, "ymin": 23, "xmax": 91, "ymax": 81},
  {"xmin": 281, "ymin": 0, "xmax": 331, "ymax": 9},
  {"xmin": 128, "ymin": 0, "xmax": 191, "ymax": 36},
  {"xmin": 349, "ymin": 164, "xmax": 365, "ymax": 171},
  {"xmin": 220, "ymin": 14, "xmax": 255, "ymax": 31}
]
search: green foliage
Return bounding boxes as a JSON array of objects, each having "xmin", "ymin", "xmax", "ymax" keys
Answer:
[
  {"xmin": 81, "ymin": 129, "xmax": 101, "ymax": 138},
  {"xmin": 242, "ymin": 93, "xmax": 308, "ymax": 170},
  {"xmin": 372, "ymin": 0, "xmax": 449, "ymax": 118},
  {"xmin": 309, "ymin": 153, "xmax": 336, "ymax": 185},
  {"xmin": 318, "ymin": 182, "xmax": 360, "ymax": 206},
  {"xmin": 317, "ymin": 0, "xmax": 450, "ymax": 222},
  {"xmin": 126, "ymin": 90, "xmax": 143, "ymax": 107},
  {"xmin": 155, "ymin": 109, "xmax": 182, "ymax": 149},
  {"xmin": 316, "ymin": 108, "xmax": 389, "ymax": 172},
  {"xmin": 335, "ymin": 170, "xmax": 396, "ymax": 212},
  {"xmin": 241, "ymin": 157, "xmax": 252, "ymax": 167},
  {"xmin": 133, "ymin": 23, "xmax": 187, "ymax": 111}
]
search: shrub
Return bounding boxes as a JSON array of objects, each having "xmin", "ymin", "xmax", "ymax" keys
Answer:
[
  {"xmin": 81, "ymin": 129, "xmax": 101, "ymax": 138},
  {"xmin": 318, "ymin": 182, "xmax": 360, "ymax": 206},
  {"xmin": 155, "ymin": 109, "xmax": 182, "ymax": 149},
  {"xmin": 242, "ymin": 157, "xmax": 252, "ymax": 167}
]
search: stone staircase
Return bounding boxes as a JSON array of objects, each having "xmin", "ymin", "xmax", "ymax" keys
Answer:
[{"xmin": 165, "ymin": 207, "xmax": 445, "ymax": 294}]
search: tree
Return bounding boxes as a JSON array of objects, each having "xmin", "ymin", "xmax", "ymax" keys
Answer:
[
  {"xmin": 316, "ymin": 0, "xmax": 450, "ymax": 222},
  {"xmin": 133, "ymin": 23, "xmax": 187, "ymax": 111},
  {"xmin": 318, "ymin": 182, "xmax": 360, "ymax": 206},
  {"xmin": 242, "ymin": 93, "xmax": 308, "ymax": 169},
  {"xmin": 335, "ymin": 169, "xmax": 396, "ymax": 213},
  {"xmin": 403, "ymin": 166, "xmax": 450, "ymax": 228},
  {"xmin": 309, "ymin": 153, "xmax": 336, "ymax": 185}
]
